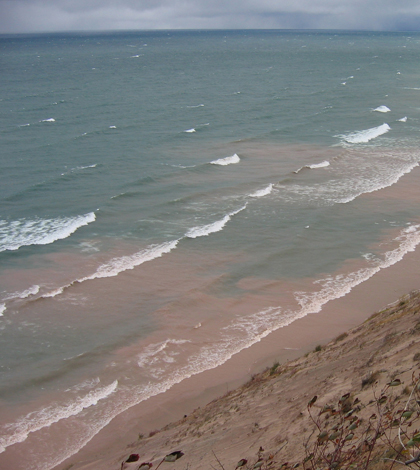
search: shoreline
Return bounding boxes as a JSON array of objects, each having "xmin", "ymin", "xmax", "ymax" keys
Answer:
[{"xmin": 58, "ymin": 226, "xmax": 420, "ymax": 470}]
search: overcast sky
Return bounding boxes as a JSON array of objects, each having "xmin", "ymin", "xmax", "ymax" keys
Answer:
[{"xmin": 0, "ymin": 0, "xmax": 420, "ymax": 34}]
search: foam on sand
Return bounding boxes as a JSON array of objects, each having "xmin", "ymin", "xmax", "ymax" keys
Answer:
[
  {"xmin": 340, "ymin": 123, "xmax": 391, "ymax": 144},
  {"xmin": 210, "ymin": 154, "xmax": 240, "ymax": 166}
]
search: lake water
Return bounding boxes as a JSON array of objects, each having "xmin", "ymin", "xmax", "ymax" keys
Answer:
[{"xmin": 1, "ymin": 30, "xmax": 420, "ymax": 470}]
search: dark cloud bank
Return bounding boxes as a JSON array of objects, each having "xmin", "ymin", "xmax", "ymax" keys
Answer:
[{"xmin": 0, "ymin": 0, "xmax": 420, "ymax": 34}]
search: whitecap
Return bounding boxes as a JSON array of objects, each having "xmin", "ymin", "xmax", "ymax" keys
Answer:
[
  {"xmin": 339, "ymin": 123, "xmax": 391, "ymax": 144},
  {"xmin": 210, "ymin": 153, "xmax": 240, "ymax": 166},
  {"xmin": 308, "ymin": 161, "xmax": 330, "ymax": 169},
  {"xmin": 109, "ymin": 125, "xmax": 116, "ymax": 129},
  {"xmin": 78, "ymin": 240, "xmax": 179, "ymax": 282},
  {"xmin": 186, "ymin": 204, "xmax": 246, "ymax": 239},
  {"xmin": 249, "ymin": 184, "xmax": 273, "ymax": 198},
  {"xmin": 80, "ymin": 164, "xmax": 97, "ymax": 170},
  {"xmin": 186, "ymin": 215, "xmax": 231, "ymax": 239},
  {"xmin": 41, "ymin": 118, "xmax": 55, "ymax": 122},
  {"xmin": 0, "ymin": 213, "xmax": 96, "ymax": 252},
  {"xmin": 186, "ymin": 104, "xmax": 204, "ymax": 108},
  {"xmin": 0, "ymin": 304, "xmax": 5, "ymax": 316},
  {"xmin": 398, "ymin": 117, "xmax": 407, "ymax": 122},
  {"xmin": 0, "ymin": 381, "xmax": 118, "ymax": 452},
  {"xmin": 294, "ymin": 161, "xmax": 330, "ymax": 173},
  {"xmin": 42, "ymin": 286, "xmax": 66, "ymax": 299},
  {"xmin": 4, "ymin": 285, "xmax": 40, "ymax": 301},
  {"xmin": 373, "ymin": 105, "xmax": 391, "ymax": 113},
  {"xmin": 184, "ymin": 128, "xmax": 196, "ymax": 133}
]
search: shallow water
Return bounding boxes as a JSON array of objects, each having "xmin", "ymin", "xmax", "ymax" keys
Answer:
[{"xmin": 1, "ymin": 30, "xmax": 420, "ymax": 470}]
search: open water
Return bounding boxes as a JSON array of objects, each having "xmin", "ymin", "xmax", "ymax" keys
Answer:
[{"xmin": 1, "ymin": 30, "xmax": 420, "ymax": 470}]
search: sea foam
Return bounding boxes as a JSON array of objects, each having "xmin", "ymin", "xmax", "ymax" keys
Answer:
[
  {"xmin": 0, "ymin": 213, "xmax": 96, "ymax": 252},
  {"xmin": 4, "ymin": 285, "xmax": 40, "ymax": 301},
  {"xmin": 294, "ymin": 161, "xmax": 330, "ymax": 173},
  {"xmin": 186, "ymin": 204, "xmax": 247, "ymax": 239},
  {"xmin": 79, "ymin": 240, "xmax": 180, "ymax": 282},
  {"xmin": 340, "ymin": 123, "xmax": 391, "ymax": 144},
  {"xmin": 42, "ymin": 206, "xmax": 246, "ymax": 298},
  {"xmin": 249, "ymin": 184, "xmax": 273, "ymax": 198},
  {"xmin": 0, "ymin": 380, "xmax": 118, "ymax": 453},
  {"xmin": 373, "ymin": 105, "xmax": 391, "ymax": 113},
  {"xmin": 210, "ymin": 154, "xmax": 240, "ymax": 166},
  {"xmin": 41, "ymin": 240, "xmax": 180, "ymax": 298}
]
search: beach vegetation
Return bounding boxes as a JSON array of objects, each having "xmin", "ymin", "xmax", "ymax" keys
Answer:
[
  {"xmin": 334, "ymin": 332, "xmax": 348, "ymax": 343},
  {"xmin": 361, "ymin": 370, "xmax": 381, "ymax": 388},
  {"xmin": 123, "ymin": 371, "xmax": 420, "ymax": 470},
  {"xmin": 269, "ymin": 361, "xmax": 280, "ymax": 376}
]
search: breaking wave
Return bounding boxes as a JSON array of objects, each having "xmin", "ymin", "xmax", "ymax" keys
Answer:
[
  {"xmin": 210, "ymin": 154, "xmax": 240, "ymax": 166},
  {"xmin": 339, "ymin": 123, "xmax": 391, "ymax": 144},
  {"xmin": 0, "ymin": 213, "xmax": 96, "ymax": 252}
]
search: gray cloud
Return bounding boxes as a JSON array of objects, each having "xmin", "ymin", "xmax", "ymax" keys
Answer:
[{"xmin": 0, "ymin": 0, "xmax": 420, "ymax": 33}]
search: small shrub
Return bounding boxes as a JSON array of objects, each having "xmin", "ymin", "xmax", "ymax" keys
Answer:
[
  {"xmin": 314, "ymin": 345, "xmax": 322, "ymax": 352},
  {"xmin": 361, "ymin": 370, "xmax": 380, "ymax": 388},
  {"xmin": 270, "ymin": 361, "xmax": 280, "ymax": 376},
  {"xmin": 335, "ymin": 332, "xmax": 348, "ymax": 342}
]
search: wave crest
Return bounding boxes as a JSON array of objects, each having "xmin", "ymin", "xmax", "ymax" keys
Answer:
[
  {"xmin": 186, "ymin": 204, "xmax": 247, "ymax": 239},
  {"xmin": 210, "ymin": 154, "xmax": 240, "ymax": 166},
  {"xmin": 340, "ymin": 123, "xmax": 391, "ymax": 144},
  {"xmin": 0, "ymin": 380, "xmax": 117, "ymax": 453},
  {"xmin": 0, "ymin": 213, "xmax": 96, "ymax": 252}
]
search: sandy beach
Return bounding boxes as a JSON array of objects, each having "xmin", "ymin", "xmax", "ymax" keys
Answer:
[{"xmin": 55, "ymin": 204, "xmax": 420, "ymax": 470}]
